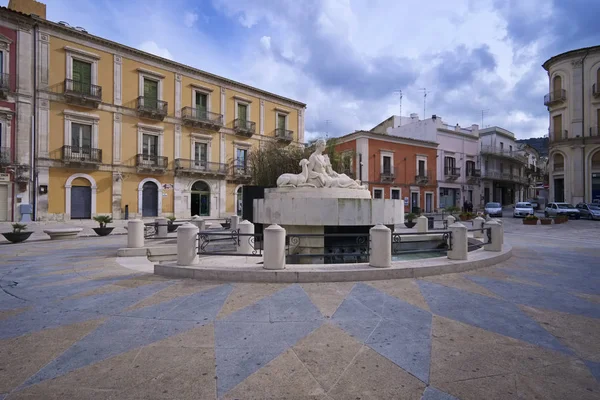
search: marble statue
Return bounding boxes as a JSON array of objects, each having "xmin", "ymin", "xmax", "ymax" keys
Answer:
[{"xmin": 276, "ymin": 139, "xmax": 367, "ymax": 189}]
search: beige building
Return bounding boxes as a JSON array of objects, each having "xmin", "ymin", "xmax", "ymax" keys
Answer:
[{"xmin": 543, "ymin": 45, "xmax": 600, "ymax": 204}]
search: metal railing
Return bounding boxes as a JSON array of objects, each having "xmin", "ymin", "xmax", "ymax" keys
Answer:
[
  {"xmin": 391, "ymin": 231, "xmax": 452, "ymax": 256},
  {"xmin": 444, "ymin": 167, "xmax": 460, "ymax": 177},
  {"xmin": 0, "ymin": 147, "xmax": 11, "ymax": 164},
  {"xmin": 136, "ymin": 154, "xmax": 168, "ymax": 169},
  {"xmin": 198, "ymin": 230, "xmax": 263, "ymax": 257},
  {"xmin": 275, "ymin": 128, "xmax": 294, "ymax": 141},
  {"xmin": 481, "ymin": 170, "xmax": 528, "ymax": 184},
  {"xmin": 61, "ymin": 145, "xmax": 102, "ymax": 163},
  {"xmin": 286, "ymin": 233, "xmax": 370, "ymax": 264},
  {"xmin": 231, "ymin": 162, "xmax": 251, "ymax": 177},
  {"xmin": 380, "ymin": 171, "xmax": 395, "ymax": 182},
  {"xmin": 174, "ymin": 159, "xmax": 228, "ymax": 175},
  {"xmin": 415, "ymin": 172, "xmax": 431, "ymax": 185},
  {"xmin": 0, "ymin": 72, "xmax": 10, "ymax": 91},
  {"xmin": 233, "ymin": 118, "xmax": 256, "ymax": 136},
  {"xmin": 181, "ymin": 107, "xmax": 223, "ymax": 127},
  {"xmin": 544, "ymin": 89, "xmax": 566, "ymax": 106},
  {"xmin": 136, "ymin": 96, "xmax": 168, "ymax": 117},
  {"xmin": 480, "ymin": 145, "xmax": 528, "ymax": 164},
  {"xmin": 64, "ymin": 79, "xmax": 102, "ymax": 99},
  {"xmin": 466, "ymin": 169, "xmax": 481, "ymax": 178}
]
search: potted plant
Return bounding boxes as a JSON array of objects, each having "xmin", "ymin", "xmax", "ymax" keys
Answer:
[
  {"xmin": 540, "ymin": 217, "xmax": 552, "ymax": 225},
  {"xmin": 92, "ymin": 215, "xmax": 114, "ymax": 236},
  {"xmin": 405, "ymin": 213, "xmax": 417, "ymax": 228},
  {"xmin": 167, "ymin": 216, "xmax": 178, "ymax": 232},
  {"xmin": 459, "ymin": 212, "xmax": 473, "ymax": 221},
  {"xmin": 555, "ymin": 215, "xmax": 568, "ymax": 224},
  {"xmin": 445, "ymin": 206, "xmax": 460, "ymax": 216},
  {"xmin": 2, "ymin": 223, "xmax": 33, "ymax": 243},
  {"xmin": 523, "ymin": 215, "xmax": 539, "ymax": 225}
]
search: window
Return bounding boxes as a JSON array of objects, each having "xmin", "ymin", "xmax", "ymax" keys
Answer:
[
  {"xmin": 553, "ymin": 115, "xmax": 563, "ymax": 140},
  {"xmin": 373, "ymin": 189, "xmax": 383, "ymax": 199},
  {"xmin": 383, "ymin": 156, "xmax": 392, "ymax": 174},
  {"xmin": 466, "ymin": 160, "xmax": 476, "ymax": 176},
  {"xmin": 444, "ymin": 156, "xmax": 455, "ymax": 173},
  {"xmin": 236, "ymin": 148, "xmax": 247, "ymax": 167},
  {"xmin": 194, "ymin": 142, "xmax": 208, "ymax": 166},
  {"xmin": 418, "ymin": 160, "xmax": 426, "ymax": 176},
  {"xmin": 500, "ymin": 142, "xmax": 504, "ymax": 150},
  {"xmin": 484, "ymin": 159, "xmax": 488, "ymax": 172},
  {"xmin": 277, "ymin": 114, "xmax": 286, "ymax": 130},
  {"xmin": 144, "ymin": 78, "xmax": 159, "ymax": 109},
  {"xmin": 500, "ymin": 162, "xmax": 504, "ymax": 173},
  {"xmin": 142, "ymin": 134, "xmax": 158, "ymax": 158},
  {"xmin": 195, "ymin": 92, "xmax": 208, "ymax": 119},
  {"xmin": 71, "ymin": 123, "xmax": 91, "ymax": 153},
  {"xmin": 72, "ymin": 59, "xmax": 92, "ymax": 95},
  {"xmin": 553, "ymin": 75, "xmax": 562, "ymax": 92},
  {"xmin": 391, "ymin": 189, "xmax": 400, "ymax": 200},
  {"xmin": 509, "ymin": 145, "xmax": 513, "ymax": 153}
]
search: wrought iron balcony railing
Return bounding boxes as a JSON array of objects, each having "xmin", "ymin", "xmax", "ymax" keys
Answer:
[
  {"xmin": 233, "ymin": 118, "xmax": 256, "ymax": 137},
  {"xmin": 481, "ymin": 170, "xmax": 528, "ymax": 184},
  {"xmin": 544, "ymin": 89, "xmax": 567, "ymax": 106},
  {"xmin": 380, "ymin": 171, "xmax": 395, "ymax": 182},
  {"xmin": 136, "ymin": 96, "xmax": 168, "ymax": 120},
  {"xmin": 61, "ymin": 145, "xmax": 102, "ymax": 164},
  {"xmin": 136, "ymin": 154, "xmax": 168, "ymax": 169},
  {"xmin": 444, "ymin": 167, "xmax": 460, "ymax": 178},
  {"xmin": 466, "ymin": 168, "xmax": 481, "ymax": 178},
  {"xmin": 414, "ymin": 172, "xmax": 431, "ymax": 185},
  {"xmin": 0, "ymin": 147, "xmax": 11, "ymax": 165},
  {"xmin": 181, "ymin": 107, "xmax": 223, "ymax": 129},
  {"xmin": 593, "ymin": 83, "xmax": 600, "ymax": 99},
  {"xmin": 231, "ymin": 162, "xmax": 252, "ymax": 177},
  {"xmin": 64, "ymin": 79, "xmax": 102, "ymax": 100},
  {"xmin": 480, "ymin": 145, "xmax": 528, "ymax": 164},
  {"xmin": 174, "ymin": 159, "xmax": 228, "ymax": 175},
  {"xmin": 275, "ymin": 128, "xmax": 294, "ymax": 142}
]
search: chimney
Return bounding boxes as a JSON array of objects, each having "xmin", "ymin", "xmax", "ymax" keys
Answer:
[
  {"xmin": 410, "ymin": 113, "xmax": 419, "ymax": 120},
  {"xmin": 8, "ymin": 0, "xmax": 46, "ymax": 19}
]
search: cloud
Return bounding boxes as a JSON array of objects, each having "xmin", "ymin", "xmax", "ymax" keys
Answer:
[
  {"xmin": 259, "ymin": 36, "xmax": 271, "ymax": 51},
  {"xmin": 184, "ymin": 11, "xmax": 199, "ymax": 28},
  {"xmin": 138, "ymin": 41, "xmax": 173, "ymax": 60}
]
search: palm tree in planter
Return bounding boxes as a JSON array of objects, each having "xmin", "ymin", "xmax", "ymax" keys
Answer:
[
  {"xmin": 2, "ymin": 223, "xmax": 33, "ymax": 243},
  {"xmin": 167, "ymin": 216, "xmax": 178, "ymax": 233},
  {"xmin": 405, "ymin": 213, "xmax": 417, "ymax": 228},
  {"xmin": 93, "ymin": 215, "xmax": 114, "ymax": 236}
]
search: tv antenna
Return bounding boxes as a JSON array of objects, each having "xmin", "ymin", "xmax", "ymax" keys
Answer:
[
  {"xmin": 481, "ymin": 109, "xmax": 490, "ymax": 127},
  {"xmin": 420, "ymin": 88, "xmax": 429, "ymax": 118},
  {"xmin": 393, "ymin": 90, "xmax": 403, "ymax": 122}
]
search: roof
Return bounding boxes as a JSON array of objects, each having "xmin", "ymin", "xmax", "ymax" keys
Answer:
[
  {"xmin": 0, "ymin": 7, "xmax": 306, "ymax": 108},
  {"xmin": 336, "ymin": 130, "xmax": 439, "ymax": 148},
  {"xmin": 542, "ymin": 45, "xmax": 600, "ymax": 70},
  {"xmin": 479, "ymin": 126, "xmax": 516, "ymax": 140}
]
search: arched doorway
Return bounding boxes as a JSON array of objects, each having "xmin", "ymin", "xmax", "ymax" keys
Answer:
[
  {"xmin": 236, "ymin": 186, "xmax": 243, "ymax": 216},
  {"xmin": 553, "ymin": 153, "xmax": 565, "ymax": 202},
  {"xmin": 591, "ymin": 150, "xmax": 600, "ymax": 203},
  {"xmin": 142, "ymin": 181, "xmax": 159, "ymax": 217},
  {"xmin": 71, "ymin": 177, "xmax": 92, "ymax": 219},
  {"xmin": 191, "ymin": 181, "xmax": 210, "ymax": 217}
]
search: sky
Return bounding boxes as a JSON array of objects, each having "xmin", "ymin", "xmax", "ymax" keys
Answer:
[{"xmin": 10, "ymin": 0, "xmax": 600, "ymax": 140}]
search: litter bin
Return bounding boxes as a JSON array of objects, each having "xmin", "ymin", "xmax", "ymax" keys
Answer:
[
  {"xmin": 19, "ymin": 203, "xmax": 33, "ymax": 222},
  {"xmin": 427, "ymin": 216, "xmax": 434, "ymax": 230}
]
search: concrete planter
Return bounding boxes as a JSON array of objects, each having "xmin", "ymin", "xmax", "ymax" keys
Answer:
[
  {"xmin": 555, "ymin": 216, "xmax": 568, "ymax": 224},
  {"xmin": 523, "ymin": 219, "xmax": 538, "ymax": 225},
  {"xmin": 540, "ymin": 218, "xmax": 552, "ymax": 225},
  {"xmin": 404, "ymin": 221, "xmax": 416, "ymax": 228},
  {"xmin": 2, "ymin": 231, "xmax": 33, "ymax": 243}
]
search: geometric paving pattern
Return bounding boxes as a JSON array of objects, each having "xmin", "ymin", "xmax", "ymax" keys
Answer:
[{"xmin": 0, "ymin": 231, "xmax": 600, "ymax": 399}]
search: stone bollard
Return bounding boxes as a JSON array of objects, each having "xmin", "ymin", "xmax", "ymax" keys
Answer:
[
  {"xmin": 472, "ymin": 216, "xmax": 485, "ymax": 239},
  {"xmin": 492, "ymin": 218, "xmax": 504, "ymax": 245},
  {"xmin": 445, "ymin": 215, "xmax": 456, "ymax": 225},
  {"xmin": 230, "ymin": 215, "xmax": 240, "ymax": 231},
  {"xmin": 369, "ymin": 224, "xmax": 391, "ymax": 268},
  {"xmin": 127, "ymin": 219, "xmax": 144, "ymax": 248},
  {"xmin": 191, "ymin": 216, "xmax": 205, "ymax": 231},
  {"xmin": 263, "ymin": 224, "xmax": 286, "ymax": 270},
  {"xmin": 177, "ymin": 223, "xmax": 199, "ymax": 266},
  {"xmin": 484, "ymin": 221, "xmax": 502, "ymax": 252},
  {"xmin": 416, "ymin": 215, "xmax": 428, "ymax": 233},
  {"xmin": 156, "ymin": 217, "xmax": 168, "ymax": 238},
  {"xmin": 447, "ymin": 222, "xmax": 468, "ymax": 260},
  {"xmin": 237, "ymin": 220, "xmax": 255, "ymax": 255}
]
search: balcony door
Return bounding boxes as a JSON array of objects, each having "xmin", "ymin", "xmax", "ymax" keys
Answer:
[
  {"xmin": 418, "ymin": 160, "xmax": 426, "ymax": 177},
  {"xmin": 144, "ymin": 78, "xmax": 159, "ymax": 109},
  {"xmin": 72, "ymin": 59, "xmax": 92, "ymax": 95},
  {"xmin": 71, "ymin": 123, "xmax": 92, "ymax": 157},
  {"xmin": 277, "ymin": 114, "xmax": 286, "ymax": 134},
  {"xmin": 553, "ymin": 114, "xmax": 562, "ymax": 140},
  {"xmin": 444, "ymin": 157, "xmax": 455, "ymax": 174},
  {"xmin": 237, "ymin": 103, "xmax": 248, "ymax": 129},
  {"xmin": 553, "ymin": 75, "xmax": 562, "ymax": 94},
  {"xmin": 142, "ymin": 134, "xmax": 158, "ymax": 165},
  {"xmin": 383, "ymin": 156, "xmax": 392, "ymax": 175},
  {"xmin": 236, "ymin": 148, "xmax": 248, "ymax": 172},
  {"xmin": 194, "ymin": 142, "xmax": 208, "ymax": 169},
  {"xmin": 195, "ymin": 92, "xmax": 207, "ymax": 119}
]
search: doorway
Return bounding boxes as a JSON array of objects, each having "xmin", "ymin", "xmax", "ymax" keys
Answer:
[
  {"xmin": 411, "ymin": 191, "xmax": 420, "ymax": 213},
  {"xmin": 191, "ymin": 181, "xmax": 210, "ymax": 217},
  {"xmin": 425, "ymin": 193, "xmax": 433, "ymax": 213},
  {"xmin": 554, "ymin": 178, "xmax": 564, "ymax": 202},
  {"xmin": 71, "ymin": 186, "xmax": 92, "ymax": 219},
  {"xmin": 142, "ymin": 181, "xmax": 159, "ymax": 217}
]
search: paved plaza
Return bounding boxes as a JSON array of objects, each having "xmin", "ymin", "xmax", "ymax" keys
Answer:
[{"xmin": 0, "ymin": 217, "xmax": 599, "ymax": 399}]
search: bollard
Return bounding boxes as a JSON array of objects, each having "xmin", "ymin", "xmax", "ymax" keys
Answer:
[
  {"xmin": 263, "ymin": 224, "xmax": 286, "ymax": 270},
  {"xmin": 230, "ymin": 215, "xmax": 240, "ymax": 231},
  {"xmin": 177, "ymin": 223, "xmax": 199, "ymax": 266},
  {"xmin": 416, "ymin": 215, "xmax": 428, "ymax": 233},
  {"xmin": 127, "ymin": 219, "xmax": 144, "ymax": 248},
  {"xmin": 191, "ymin": 216, "xmax": 205, "ymax": 231},
  {"xmin": 447, "ymin": 222, "xmax": 468, "ymax": 260},
  {"xmin": 484, "ymin": 221, "xmax": 502, "ymax": 252},
  {"xmin": 445, "ymin": 215, "xmax": 456, "ymax": 225},
  {"xmin": 369, "ymin": 224, "xmax": 391, "ymax": 268},
  {"xmin": 237, "ymin": 220, "xmax": 255, "ymax": 254},
  {"xmin": 492, "ymin": 218, "xmax": 504, "ymax": 245},
  {"xmin": 472, "ymin": 216, "xmax": 485, "ymax": 239},
  {"xmin": 156, "ymin": 217, "xmax": 168, "ymax": 238}
]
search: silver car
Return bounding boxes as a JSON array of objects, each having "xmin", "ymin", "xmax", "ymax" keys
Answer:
[
  {"xmin": 484, "ymin": 202, "xmax": 502, "ymax": 217},
  {"xmin": 576, "ymin": 203, "xmax": 600, "ymax": 220},
  {"xmin": 545, "ymin": 202, "xmax": 581, "ymax": 219},
  {"xmin": 513, "ymin": 202, "xmax": 534, "ymax": 218}
]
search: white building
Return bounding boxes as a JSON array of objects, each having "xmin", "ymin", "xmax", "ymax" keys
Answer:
[
  {"xmin": 372, "ymin": 114, "xmax": 482, "ymax": 209},
  {"xmin": 543, "ymin": 45, "xmax": 600, "ymax": 204}
]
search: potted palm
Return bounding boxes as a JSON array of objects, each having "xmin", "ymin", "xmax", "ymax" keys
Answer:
[
  {"xmin": 404, "ymin": 213, "xmax": 417, "ymax": 228},
  {"xmin": 523, "ymin": 215, "xmax": 539, "ymax": 225},
  {"xmin": 167, "ymin": 216, "xmax": 178, "ymax": 232},
  {"xmin": 93, "ymin": 215, "xmax": 114, "ymax": 236},
  {"xmin": 2, "ymin": 223, "xmax": 33, "ymax": 243}
]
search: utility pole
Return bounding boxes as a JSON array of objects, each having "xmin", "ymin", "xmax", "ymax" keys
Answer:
[
  {"xmin": 420, "ymin": 88, "xmax": 429, "ymax": 118},
  {"xmin": 393, "ymin": 90, "xmax": 402, "ymax": 124},
  {"xmin": 481, "ymin": 109, "xmax": 489, "ymax": 127}
]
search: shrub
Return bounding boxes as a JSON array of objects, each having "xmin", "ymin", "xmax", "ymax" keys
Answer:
[
  {"xmin": 405, "ymin": 213, "xmax": 417, "ymax": 222},
  {"xmin": 12, "ymin": 223, "xmax": 27, "ymax": 233},
  {"xmin": 524, "ymin": 214, "xmax": 539, "ymax": 221},
  {"xmin": 167, "ymin": 216, "xmax": 176, "ymax": 223},
  {"xmin": 93, "ymin": 215, "xmax": 113, "ymax": 228},
  {"xmin": 445, "ymin": 206, "xmax": 460, "ymax": 215}
]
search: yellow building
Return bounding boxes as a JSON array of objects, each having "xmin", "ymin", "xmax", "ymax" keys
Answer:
[{"xmin": 27, "ymin": 2, "xmax": 305, "ymax": 221}]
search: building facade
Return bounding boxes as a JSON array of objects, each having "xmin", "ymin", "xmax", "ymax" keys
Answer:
[
  {"xmin": 3, "ymin": 0, "xmax": 306, "ymax": 221},
  {"xmin": 334, "ymin": 130, "xmax": 438, "ymax": 213},
  {"xmin": 543, "ymin": 45, "xmax": 600, "ymax": 204},
  {"xmin": 374, "ymin": 114, "xmax": 482, "ymax": 209}
]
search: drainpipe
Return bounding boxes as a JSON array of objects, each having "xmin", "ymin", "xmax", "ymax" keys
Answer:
[{"xmin": 581, "ymin": 50, "xmax": 589, "ymax": 203}]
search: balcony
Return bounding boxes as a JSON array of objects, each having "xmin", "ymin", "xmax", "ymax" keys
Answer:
[
  {"xmin": 481, "ymin": 170, "xmax": 528, "ymax": 184},
  {"xmin": 275, "ymin": 128, "xmax": 294, "ymax": 143},
  {"xmin": 380, "ymin": 171, "xmax": 395, "ymax": 183},
  {"xmin": 228, "ymin": 162, "xmax": 252, "ymax": 182},
  {"xmin": 444, "ymin": 167, "xmax": 460, "ymax": 181},
  {"xmin": 466, "ymin": 169, "xmax": 481, "ymax": 183},
  {"xmin": 0, "ymin": 147, "xmax": 11, "ymax": 165},
  {"xmin": 415, "ymin": 172, "xmax": 430, "ymax": 185},
  {"xmin": 544, "ymin": 89, "xmax": 567, "ymax": 107},
  {"xmin": 136, "ymin": 154, "xmax": 168, "ymax": 173},
  {"xmin": 480, "ymin": 145, "xmax": 528, "ymax": 164},
  {"xmin": 64, "ymin": 79, "xmax": 102, "ymax": 107},
  {"xmin": 136, "ymin": 96, "xmax": 168, "ymax": 121},
  {"xmin": 61, "ymin": 145, "xmax": 102, "ymax": 165},
  {"xmin": 233, "ymin": 118, "xmax": 256, "ymax": 137},
  {"xmin": 174, "ymin": 159, "xmax": 228, "ymax": 177},
  {"xmin": 593, "ymin": 83, "xmax": 600, "ymax": 99},
  {"xmin": 181, "ymin": 107, "xmax": 223, "ymax": 130},
  {"xmin": 0, "ymin": 73, "xmax": 9, "ymax": 99}
]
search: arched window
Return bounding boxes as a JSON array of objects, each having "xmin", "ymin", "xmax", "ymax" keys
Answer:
[
  {"xmin": 553, "ymin": 153, "xmax": 564, "ymax": 171},
  {"xmin": 591, "ymin": 151, "xmax": 600, "ymax": 170},
  {"xmin": 192, "ymin": 181, "xmax": 210, "ymax": 192}
]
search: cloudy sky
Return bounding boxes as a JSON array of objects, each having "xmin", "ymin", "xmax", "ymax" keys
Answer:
[{"xmin": 18, "ymin": 0, "xmax": 600, "ymax": 140}]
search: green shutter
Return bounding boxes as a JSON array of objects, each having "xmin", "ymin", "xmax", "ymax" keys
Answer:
[
  {"xmin": 72, "ymin": 59, "xmax": 92, "ymax": 94},
  {"xmin": 278, "ymin": 115, "xmax": 286, "ymax": 130},
  {"xmin": 238, "ymin": 104, "xmax": 247, "ymax": 121},
  {"xmin": 144, "ymin": 79, "xmax": 158, "ymax": 109},
  {"xmin": 196, "ymin": 93, "xmax": 207, "ymax": 119}
]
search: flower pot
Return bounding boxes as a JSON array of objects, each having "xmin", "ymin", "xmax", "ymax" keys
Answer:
[
  {"xmin": 555, "ymin": 216, "xmax": 568, "ymax": 224},
  {"xmin": 2, "ymin": 231, "xmax": 33, "ymax": 243},
  {"xmin": 404, "ymin": 221, "xmax": 416, "ymax": 228},
  {"xmin": 92, "ymin": 227, "xmax": 114, "ymax": 236},
  {"xmin": 523, "ymin": 219, "xmax": 538, "ymax": 225},
  {"xmin": 167, "ymin": 223, "xmax": 179, "ymax": 233},
  {"xmin": 540, "ymin": 218, "xmax": 552, "ymax": 225}
]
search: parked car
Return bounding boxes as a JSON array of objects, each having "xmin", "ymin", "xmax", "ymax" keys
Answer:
[
  {"xmin": 484, "ymin": 202, "xmax": 503, "ymax": 217},
  {"xmin": 526, "ymin": 199, "xmax": 540, "ymax": 210},
  {"xmin": 513, "ymin": 202, "xmax": 534, "ymax": 218},
  {"xmin": 576, "ymin": 203, "xmax": 600, "ymax": 220},
  {"xmin": 545, "ymin": 202, "xmax": 581, "ymax": 219}
]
